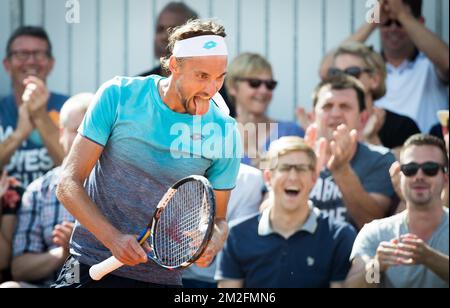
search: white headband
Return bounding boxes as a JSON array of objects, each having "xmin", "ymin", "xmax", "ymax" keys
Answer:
[{"xmin": 172, "ymin": 35, "xmax": 228, "ymax": 58}]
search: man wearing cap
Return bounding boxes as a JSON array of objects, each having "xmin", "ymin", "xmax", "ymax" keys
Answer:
[{"xmin": 53, "ymin": 19, "xmax": 241, "ymax": 288}]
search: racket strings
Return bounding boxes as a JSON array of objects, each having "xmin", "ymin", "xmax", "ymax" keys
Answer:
[{"xmin": 155, "ymin": 181, "xmax": 211, "ymax": 267}]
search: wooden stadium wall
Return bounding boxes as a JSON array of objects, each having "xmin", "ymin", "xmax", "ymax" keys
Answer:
[{"xmin": 0, "ymin": 0, "xmax": 448, "ymax": 121}]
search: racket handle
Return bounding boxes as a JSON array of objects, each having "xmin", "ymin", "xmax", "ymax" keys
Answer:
[{"xmin": 89, "ymin": 256, "xmax": 124, "ymax": 281}]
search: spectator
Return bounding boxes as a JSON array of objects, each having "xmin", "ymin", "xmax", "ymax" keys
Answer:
[
  {"xmin": 182, "ymin": 163, "xmax": 265, "ymax": 288},
  {"xmin": 215, "ymin": 136, "xmax": 356, "ymax": 288},
  {"xmin": 0, "ymin": 93, "xmax": 93, "ymax": 288},
  {"xmin": 345, "ymin": 134, "xmax": 449, "ymax": 288},
  {"xmin": 0, "ymin": 171, "xmax": 23, "ymax": 283},
  {"xmin": 330, "ymin": 41, "xmax": 420, "ymax": 153},
  {"xmin": 0, "ymin": 26, "xmax": 68, "ymax": 187},
  {"xmin": 308, "ymin": 75, "xmax": 396, "ymax": 230},
  {"xmin": 322, "ymin": 0, "xmax": 448, "ymax": 134},
  {"xmin": 391, "ymin": 110, "xmax": 449, "ymax": 213},
  {"xmin": 226, "ymin": 53, "xmax": 304, "ymax": 168},
  {"xmin": 139, "ymin": 2, "xmax": 198, "ymax": 78}
]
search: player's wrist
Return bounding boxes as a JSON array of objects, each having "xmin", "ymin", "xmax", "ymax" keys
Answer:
[{"xmin": 98, "ymin": 226, "xmax": 122, "ymax": 251}]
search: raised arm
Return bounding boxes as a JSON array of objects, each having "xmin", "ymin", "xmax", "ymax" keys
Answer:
[
  {"xmin": 387, "ymin": 0, "xmax": 449, "ymax": 82},
  {"xmin": 0, "ymin": 105, "xmax": 34, "ymax": 169},
  {"xmin": 23, "ymin": 77, "xmax": 65, "ymax": 166}
]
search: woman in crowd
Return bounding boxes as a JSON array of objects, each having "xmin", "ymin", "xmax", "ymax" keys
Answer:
[{"xmin": 226, "ymin": 53, "xmax": 304, "ymax": 168}]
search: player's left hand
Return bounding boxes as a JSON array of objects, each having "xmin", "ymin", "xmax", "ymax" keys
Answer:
[{"xmin": 195, "ymin": 219, "xmax": 228, "ymax": 268}]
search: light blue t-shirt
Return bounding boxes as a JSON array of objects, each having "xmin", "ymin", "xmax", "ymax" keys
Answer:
[
  {"xmin": 70, "ymin": 76, "xmax": 241, "ymax": 285},
  {"xmin": 350, "ymin": 208, "xmax": 449, "ymax": 288}
]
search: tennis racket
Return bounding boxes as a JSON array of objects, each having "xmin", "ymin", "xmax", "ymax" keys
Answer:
[{"xmin": 89, "ymin": 175, "xmax": 216, "ymax": 281}]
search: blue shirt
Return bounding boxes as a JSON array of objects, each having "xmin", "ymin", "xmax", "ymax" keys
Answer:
[
  {"xmin": 71, "ymin": 76, "xmax": 241, "ymax": 285},
  {"xmin": 215, "ymin": 203, "xmax": 356, "ymax": 288},
  {"xmin": 310, "ymin": 143, "xmax": 396, "ymax": 227},
  {"xmin": 0, "ymin": 93, "xmax": 68, "ymax": 186}
]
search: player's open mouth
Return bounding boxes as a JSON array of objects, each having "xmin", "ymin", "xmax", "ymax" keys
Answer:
[{"xmin": 284, "ymin": 188, "xmax": 300, "ymax": 197}]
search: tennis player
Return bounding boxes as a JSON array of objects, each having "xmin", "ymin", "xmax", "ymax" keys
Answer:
[{"xmin": 52, "ymin": 19, "xmax": 241, "ymax": 288}]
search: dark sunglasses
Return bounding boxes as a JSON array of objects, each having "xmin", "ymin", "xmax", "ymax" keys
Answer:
[
  {"xmin": 400, "ymin": 162, "xmax": 448, "ymax": 177},
  {"xmin": 237, "ymin": 78, "xmax": 278, "ymax": 91},
  {"xmin": 328, "ymin": 67, "xmax": 373, "ymax": 79},
  {"xmin": 382, "ymin": 19, "xmax": 403, "ymax": 28}
]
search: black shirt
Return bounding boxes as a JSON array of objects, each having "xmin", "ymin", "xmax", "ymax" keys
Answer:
[{"xmin": 379, "ymin": 110, "xmax": 421, "ymax": 149}]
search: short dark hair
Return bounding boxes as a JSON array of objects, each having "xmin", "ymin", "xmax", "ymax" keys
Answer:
[
  {"xmin": 6, "ymin": 26, "xmax": 53, "ymax": 58},
  {"xmin": 312, "ymin": 75, "xmax": 366, "ymax": 112},
  {"xmin": 401, "ymin": 134, "xmax": 449, "ymax": 167},
  {"xmin": 403, "ymin": 0, "xmax": 422, "ymax": 19},
  {"xmin": 160, "ymin": 2, "xmax": 199, "ymax": 21}
]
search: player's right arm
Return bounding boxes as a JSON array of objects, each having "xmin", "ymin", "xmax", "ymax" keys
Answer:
[{"xmin": 56, "ymin": 135, "xmax": 147, "ymax": 266}]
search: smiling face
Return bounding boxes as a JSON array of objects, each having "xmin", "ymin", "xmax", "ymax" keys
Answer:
[
  {"xmin": 265, "ymin": 151, "xmax": 317, "ymax": 213},
  {"xmin": 380, "ymin": 6, "xmax": 417, "ymax": 56},
  {"xmin": 170, "ymin": 55, "xmax": 228, "ymax": 115},
  {"xmin": 314, "ymin": 86, "xmax": 365, "ymax": 141},
  {"xmin": 400, "ymin": 145, "xmax": 449, "ymax": 207},
  {"xmin": 3, "ymin": 35, "xmax": 54, "ymax": 89},
  {"xmin": 229, "ymin": 70, "xmax": 274, "ymax": 117},
  {"xmin": 333, "ymin": 54, "xmax": 378, "ymax": 98}
]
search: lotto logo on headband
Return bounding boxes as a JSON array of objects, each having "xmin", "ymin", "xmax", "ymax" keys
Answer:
[
  {"xmin": 173, "ymin": 35, "xmax": 228, "ymax": 58},
  {"xmin": 203, "ymin": 41, "xmax": 218, "ymax": 50}
]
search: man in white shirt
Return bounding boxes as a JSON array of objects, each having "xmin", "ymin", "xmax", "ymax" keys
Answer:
[{"xmin": 320, "ymin": 0, "xmax": 448, "ymax": 134}]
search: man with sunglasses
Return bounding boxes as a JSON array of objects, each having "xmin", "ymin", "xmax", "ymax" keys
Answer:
[
  {"xmin": 346, "ymin": 134, "xmax": 449, "ymax": 288},
  {"xmin": 0, "ymin": 26, "xmax": 67, "ymax": 187}
]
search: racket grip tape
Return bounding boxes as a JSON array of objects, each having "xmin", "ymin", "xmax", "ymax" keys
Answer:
[{"xmin": 89, "ymin": 256, "xmax": 124, "ymax": 281}]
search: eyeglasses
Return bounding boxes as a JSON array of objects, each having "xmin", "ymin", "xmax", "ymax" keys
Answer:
[
  {"xmin": 8, "ymin": 50, "xmax": 51, "ymax": 62},
  {"xmin": 382, "ymin": 19, "xmax": 403, "ymax": 28},
  {"xmin": 237, "ymin": 78, "xmax": 278, "ymax": 91},
  {"xmin": 276, "ymin": 164, "xmax": 314, "ymax": 173},
  {"xmin": 328, "ymin": 67, "xmax": 373, "ymax": 79},
  {"xmin": 400, "ymin": 162, "xmax": 448, "ymax": 177}
]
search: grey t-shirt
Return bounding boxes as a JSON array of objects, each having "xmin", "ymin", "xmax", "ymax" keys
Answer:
[
  {"xmin": 350, "ymin": 208, "xmax": 449, "ymax": 288},
  {"xmin": 309, "ymin": 142, "xmax": 396, "ymax": 226}
]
